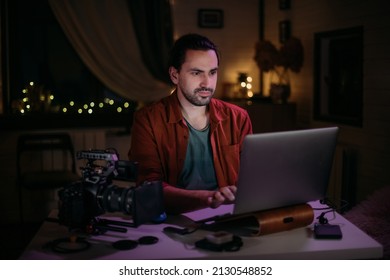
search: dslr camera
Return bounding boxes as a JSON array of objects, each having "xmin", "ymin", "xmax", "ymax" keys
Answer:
[{"xmin": 57, "ymin": 149, "xmax": 164, "ymax": 232}]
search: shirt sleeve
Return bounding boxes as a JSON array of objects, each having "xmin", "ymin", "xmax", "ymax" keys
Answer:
[{"xmin": 128, "ymin": 109, "xmax": 163, "ymax": 185}]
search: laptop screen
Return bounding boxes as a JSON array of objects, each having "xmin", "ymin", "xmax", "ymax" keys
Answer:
[{"xmin": 233, "ymin": 127, "xmax": 339, "ymax": 215}]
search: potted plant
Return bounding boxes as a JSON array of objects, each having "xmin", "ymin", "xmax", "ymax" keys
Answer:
[{"xmin": 254, "ymin": 37, "xmax": 304, "ymax": 103}]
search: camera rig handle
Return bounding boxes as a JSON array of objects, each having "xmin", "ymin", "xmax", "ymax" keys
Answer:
[{"xmin": 77, "ymin": 149, "xmax": 138, "ymax": 182}]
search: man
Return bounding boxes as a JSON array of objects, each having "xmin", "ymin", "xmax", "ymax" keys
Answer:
[{"xmin": 128, "ymin": 33, "xmax": 252, "ymax": 214}]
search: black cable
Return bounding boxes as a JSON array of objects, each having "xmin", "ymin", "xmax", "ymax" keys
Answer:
[{"xmin": 315, "ymin": 197, "xmax": 350, "ymax": 224}]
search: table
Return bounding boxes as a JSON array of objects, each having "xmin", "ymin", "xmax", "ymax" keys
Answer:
[{"xmin": 19, "ymin": 201, "xmax": 383, "ymax": 260}]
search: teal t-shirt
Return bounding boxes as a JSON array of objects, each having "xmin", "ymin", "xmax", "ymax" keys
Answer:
[{"xmin": 177, "ymin": 120, "xmax": 218, "ymax": 190}]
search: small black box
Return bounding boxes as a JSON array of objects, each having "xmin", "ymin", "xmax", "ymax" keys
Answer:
[{"xmin": 314, "ymin": 224, "xmax": 342, "ymax": 239}]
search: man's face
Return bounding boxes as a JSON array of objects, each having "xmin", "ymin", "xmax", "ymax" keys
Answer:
[{"xmin": 170, "ymin": 49, "xmax": 218, "ymax": 106}]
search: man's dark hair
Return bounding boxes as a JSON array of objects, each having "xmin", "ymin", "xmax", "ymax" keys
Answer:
[{"xmin": 168, "ymin": 33, "xmax": 220, "ymax": 71}]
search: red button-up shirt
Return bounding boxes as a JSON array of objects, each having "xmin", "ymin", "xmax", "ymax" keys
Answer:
[{"xmin": 128, "ymin": 92, "xmax": 252, "ymax": 212}]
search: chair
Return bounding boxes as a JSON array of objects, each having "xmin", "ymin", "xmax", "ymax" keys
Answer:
[{"xmin": 16, "ymin": 132, "xmax": 80, "ymax": 224}]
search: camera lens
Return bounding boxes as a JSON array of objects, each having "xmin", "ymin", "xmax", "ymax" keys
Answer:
[{"xmin": 100, "ymin": 185, "xmax": 134, "ymax": 215}]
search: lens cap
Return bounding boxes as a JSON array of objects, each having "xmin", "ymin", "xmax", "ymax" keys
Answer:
[
  {"xmin": 138, "ymin": 236, "xmax": 159, "ymax": 245},
  {"xmin": 112, "ymin": 236, "xmax": 159, "ymax": 250},
  {"xmin": 112, "ymin": 239, "xmax": 138, "ymax": 250},
  {"xmin": 48, "ymin": 237, "xmax": 91, "ymax": 254}
]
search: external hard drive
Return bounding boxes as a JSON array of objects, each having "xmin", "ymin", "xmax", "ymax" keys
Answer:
[{"xmin": 314, "ymin": 224, "xmax": 342, "ymax": 239}]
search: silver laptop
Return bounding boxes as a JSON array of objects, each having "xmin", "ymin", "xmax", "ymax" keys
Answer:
[{"xmin": 232, "ymin": 126, "xmax": 339, "ymax": 215}]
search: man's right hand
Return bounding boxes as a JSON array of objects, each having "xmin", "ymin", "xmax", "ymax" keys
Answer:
[{"xmin": 208, "ymin": 185, "xmax": 237, "ymax": 209}]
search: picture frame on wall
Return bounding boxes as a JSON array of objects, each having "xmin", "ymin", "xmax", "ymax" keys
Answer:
[
  {"xmin": 198, "ymin": 9, "xmax": 224, "ymax": 28},
  {"xmin": 313, "ymin": 26, "xmax": 364, "ymax": 127}
]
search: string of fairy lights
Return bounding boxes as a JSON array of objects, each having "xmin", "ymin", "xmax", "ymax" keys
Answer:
[
  {"xmin": 15, "ymin": 81, "xmax": 135, "ymax": 115},
  {"xmin": 15, "ymin": 77, "xmax": 254, "ymax": 115},
  {"xmin": 62, "ymin": 98, "xmax": 133, "ymax": 114}
]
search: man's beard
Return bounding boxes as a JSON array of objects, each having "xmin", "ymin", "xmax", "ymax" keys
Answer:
[{"xmin": 181, "ymin": 86, "xmax": 215, "ymax": 106}]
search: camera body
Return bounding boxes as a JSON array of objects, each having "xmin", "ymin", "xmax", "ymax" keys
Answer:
[{"xmin": 57, "ymin": 149, "xmax": 164, "ymax": 231}]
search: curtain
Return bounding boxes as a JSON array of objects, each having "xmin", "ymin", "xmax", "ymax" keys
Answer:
[
  {"xmin": 128, "ymin": 0, "xmax": 174, "ymax": 85},
  {"xmin": 48, "ymin": 0, "xmax": 172, "ymax": 102}
]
